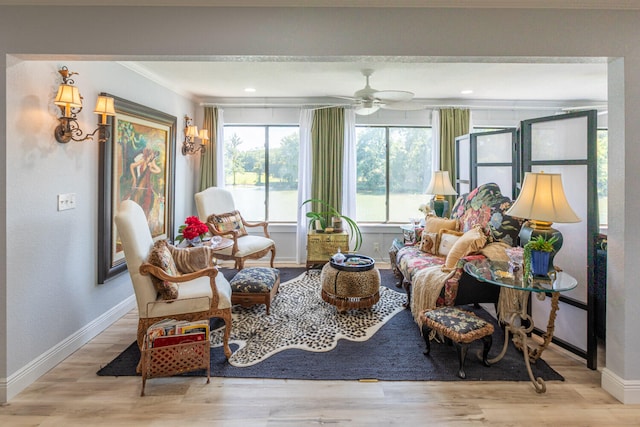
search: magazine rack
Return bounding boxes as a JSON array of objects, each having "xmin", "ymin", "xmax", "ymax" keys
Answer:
[{"xmin": 140, "ymin": 329, "xmax": 211, "ymax": 396}]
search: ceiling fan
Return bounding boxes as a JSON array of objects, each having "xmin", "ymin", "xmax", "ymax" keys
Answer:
[{"xmin": 330, "ymin": 69, "xmax": 425, "ymax": 115}]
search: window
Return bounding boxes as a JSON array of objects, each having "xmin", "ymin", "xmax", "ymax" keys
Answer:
[
  {"xmin": 597, "ymin": 128, "xmax": 608, "ymax": 227},
  {"xmin": 223, "ymin": 125, "xmax": 299, "ymax": 222},
  {"xmin": 356, "ymin": 126, "xmax": 433, "ymax": 223}
]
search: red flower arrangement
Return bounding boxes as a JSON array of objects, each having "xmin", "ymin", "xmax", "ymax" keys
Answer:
[{"xmin": 176, "ymin": 216, "xmax": 209, "ymax": 243}]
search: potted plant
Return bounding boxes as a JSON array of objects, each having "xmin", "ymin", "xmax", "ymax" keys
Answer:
[
  {"xmin": 300, "ymin": 198, "xmax": 362, "ymax": 252},
  {"xmin": 523, "ymin": 234, "xmax": 558, "ymax": 278}
]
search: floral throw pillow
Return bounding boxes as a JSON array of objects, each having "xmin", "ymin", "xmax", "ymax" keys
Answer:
[
  {"xmin": 207, "ymin": 210, "xmax": 247, "ymax": 237},
  {"xmin": 146, "ymin": 240, "xmax": 179, "ymax": 300}
]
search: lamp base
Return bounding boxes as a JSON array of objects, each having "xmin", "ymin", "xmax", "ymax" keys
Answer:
[
  {"xmin": 430, "ymin": 198, "xmax": 450, "ymax": 218},
  {"xmin": 519, "ymin": 223, "xmax": 563, "ymax": 275}
]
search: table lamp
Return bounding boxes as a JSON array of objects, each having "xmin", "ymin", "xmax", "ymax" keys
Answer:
[
  {"xmin": 506, "ymin": 171, "xmax": 581, "ymax": 274},
  {"xmin": 425, "ymin": 171, "xmax": 458, "ymax": 217}
]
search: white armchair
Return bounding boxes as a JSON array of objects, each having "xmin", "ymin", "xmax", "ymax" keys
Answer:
[
  {"xmin": 115, "ymin": 200, "xmax": 232, "ymax": 362},
  {"xmin": 195, "ymin": 187, "xmax": 276, "ymax": 270}
]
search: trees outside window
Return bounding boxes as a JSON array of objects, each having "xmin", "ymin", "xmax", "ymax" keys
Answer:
[
  {"xmin": 224, "ymin": 125, "xmax": 299, "ymax": 222},
  {"xmin": 356, "ymin": 126, "xmax": 433, "ymax": 223}
]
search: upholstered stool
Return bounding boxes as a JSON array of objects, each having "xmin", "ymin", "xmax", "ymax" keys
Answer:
[
  {"xmin": 420, "ymin": 306, "xmax": 494, "ymax": 379},
  {"xmin": 320, "ymin": 262, "xmax": 380, "ymax": 311},
  {"xmin": 229, "ymin": 267, "xmax": 280, "ymax": 314}
]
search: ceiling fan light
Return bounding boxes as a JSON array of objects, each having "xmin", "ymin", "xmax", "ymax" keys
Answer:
[{"xmin": 355, "ymin": 105, "xmax": 380, "ymax": 116}]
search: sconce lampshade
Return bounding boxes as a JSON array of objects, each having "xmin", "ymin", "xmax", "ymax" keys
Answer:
[
  {"xmin": 93, "ymin": 95, "xmax": 116, "ymax": 125},
  {"xmin": 198, "ymin": 129, "xmax": 209, "ymax": 142},
  {"xmin": 186, "ymin": 125, "xmax": 199, "ymax": 139},
  {"xmin": 54, "ymin": 84, "xmax": 82, "ymax": 118},
  {"xmin": 506, "ymin": 172, "xmax": 581, "ymax": 227}
]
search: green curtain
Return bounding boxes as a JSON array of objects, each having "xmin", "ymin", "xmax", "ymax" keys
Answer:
[
  {"xmin": 439, "ymin": 108, "xmax": 470, "ymax": 206},
  {"xmin": 199, "ymin": 106, "xmax": 218, "ymax": 191},
  {"xmin": 311, "ymin": 107, "xmax": 344, "ymax": 220}
]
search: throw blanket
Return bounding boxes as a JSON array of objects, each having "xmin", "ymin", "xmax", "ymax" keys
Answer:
[
  {"xmin": 410, "ymin": 266, "xmax": 455, "ymax": 327},
  {"xmin": 410, "ymin": 242, "xmax": 522, "ymax": 327},
  {"xmin": 168, "ymin": 245, "xmax": 217, "ymax": 273}
]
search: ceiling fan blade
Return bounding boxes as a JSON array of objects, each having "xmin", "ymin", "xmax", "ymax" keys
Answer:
[
  {"xmin": 374, "ymin": 90, "xmax": 414, "ymax": 103},
  {"xmin": 381, "ymin": 101, "xmax": 426, "ymax": 111}
]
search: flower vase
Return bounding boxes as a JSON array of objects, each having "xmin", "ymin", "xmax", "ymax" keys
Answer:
[
  {"xmin": 187, "ymin": 236, "xmax": 203, "ymax": 247},
  {"xmin": 530, "ymin": 250, "xmax": 551, "ymax": 276}
]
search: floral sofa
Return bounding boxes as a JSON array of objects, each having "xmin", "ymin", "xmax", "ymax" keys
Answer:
[{"xmin": 395, "ymin": 182, "xmax": 523, "ymax": 314}]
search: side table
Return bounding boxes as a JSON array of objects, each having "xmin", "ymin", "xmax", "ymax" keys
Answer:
[
  {"xmin": 464, "ymin": 258, "xmax": 577, "ymax": 393},
  {"xmin": 306, "ymin": 230, "xmax": 349, "ymax": 271}
]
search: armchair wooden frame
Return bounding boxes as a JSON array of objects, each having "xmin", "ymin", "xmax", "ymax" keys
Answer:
[
  {"xmin": 137, "ymin": 263, "xmax": 232, "ymax": 360},
  {"xmin": 205, "ymin": 214, "xmax": 276, "ymax": 270}
]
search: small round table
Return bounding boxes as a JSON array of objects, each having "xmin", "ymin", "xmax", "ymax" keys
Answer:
[
  {"xmin": 320, "ymin": 255, "xmax": 380, "ymax": 311},
  {"xmin": 464, "ymin": 258, "xmax": 577, "ymax": 393}
]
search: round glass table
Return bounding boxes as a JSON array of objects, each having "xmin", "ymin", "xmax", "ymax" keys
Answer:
[{"xmin": 464, "ymin": 258, "xmax": 577, "ymax": 393}]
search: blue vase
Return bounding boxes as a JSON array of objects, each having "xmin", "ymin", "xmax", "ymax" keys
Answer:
[{"xmin": 531, "ymin": 250, "xmax": 550, "ymax": 276}]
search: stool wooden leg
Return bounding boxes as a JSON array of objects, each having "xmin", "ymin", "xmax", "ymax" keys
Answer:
[
  {"xmin": 454, "ymin": 342, "xmax": 469, "ymax": 379},
  {"xmin": 421, "ymin": 325, "xmax": 432, "ymax": 355},
  {"xmin": 481, "ymin": 335, "xmax": 493, "ymax": 367}
]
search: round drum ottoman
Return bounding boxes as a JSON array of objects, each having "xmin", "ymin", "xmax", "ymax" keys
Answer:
[{"xmin": 320, "ymin": 262, "xmax": 381, "ymax": 311}]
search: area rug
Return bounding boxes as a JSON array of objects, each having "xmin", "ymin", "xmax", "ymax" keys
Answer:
[
  {"xmin": 97, "ymin": 268, "xmax": 564, "ymax": 382},
  {"xmin": 210, "ymin": 269, "xmax": 406, "ymax": 366}
]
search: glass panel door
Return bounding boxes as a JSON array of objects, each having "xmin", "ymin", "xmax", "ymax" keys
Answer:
[{"xmin": 520, "ymin": 110, "xmax": 598, "ymax": 369}]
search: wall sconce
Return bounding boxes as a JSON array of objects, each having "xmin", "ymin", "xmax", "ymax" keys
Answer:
[
  {"xmin": 53, "ymin": 66, "xmax": 115, "ymax": 143},
  {"xmin": 182, "ymin": 115, "xmax": 208, "ymax": 155}
]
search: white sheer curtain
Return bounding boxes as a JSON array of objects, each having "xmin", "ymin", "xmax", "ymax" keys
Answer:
[
  {"xmin": 342, "ymin": 108, "xmax": 357, "ymax": 221},
  {"xmin": 215, "ymin": 108, "xmax": 225, "ymax": 187},
  {"xmin": 296, "ymin": 109, "xmax": 314, "ymax": 264},
  {"xmin": 431, "ymin": 109, "xmax": 441, "ymax": 170}
]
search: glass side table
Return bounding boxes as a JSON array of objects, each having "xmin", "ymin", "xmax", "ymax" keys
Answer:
[{"xmin": 464, "ymin": 258, "xmax": 577, "ymax": 393}]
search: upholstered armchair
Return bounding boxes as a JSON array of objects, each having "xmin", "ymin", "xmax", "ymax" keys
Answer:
[
  {"xmin": 115, "ymin": 200, "xmax": 232, "ymax": 363},
  {"xmin": 195, "ymin": 187, "xmax": 276, "ymax": 270}
]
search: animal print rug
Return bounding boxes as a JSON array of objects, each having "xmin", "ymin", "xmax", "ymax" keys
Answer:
[{"xmin": 210, "ymin": 270, "xmax": 407, "ymax": 367}]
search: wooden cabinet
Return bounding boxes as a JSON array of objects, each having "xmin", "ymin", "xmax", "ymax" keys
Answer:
[{"xmin": 306, "ymin": 231, "xmax": 349, "ymax": 271}]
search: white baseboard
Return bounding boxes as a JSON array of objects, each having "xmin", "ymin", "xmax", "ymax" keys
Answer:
[
  {"xmin": 2, "ymin": 295, "xmax": 136, "ymax": 402},
  {"xmin": 601, "ymin": 368, "xmax": 640, "ymax": 404}
]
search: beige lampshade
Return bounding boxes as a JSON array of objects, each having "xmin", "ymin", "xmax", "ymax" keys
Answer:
[
  {"xmin": 186, "ymin": 125, "xmax": 199, "ymax": 138},
  {"xmin": 54, "ymin": 84, "xmax": 82, "ymax": 117},
  {"xmin": 198, "ymin": 129, "xmax": 209, "ymax": 141},
  {"xmin": 425, "ymin": 171, "xmax": 458, "ymax": 196},
  {"xmin": 93, "ymin": 95, "xmax": 115, "ymax": 125},
  {"xmin": 506, "ymin": 172, "xmax": 581, "ymax": 224}
]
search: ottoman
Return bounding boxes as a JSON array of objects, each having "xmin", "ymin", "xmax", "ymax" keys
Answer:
[
  {"xmin": 320, "ymin": 262, "xmax": 380, "ymax": 311},
  {"xmin": 420, "ymin": 306, "xmax": 494, "ymax": 379},
  {"xmin": 229, "ymin": 267, "xmax": 280, "ymax": 314}
]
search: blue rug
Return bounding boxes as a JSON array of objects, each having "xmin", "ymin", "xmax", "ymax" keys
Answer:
[{"xmin": 97, "ymin": 267, "xmax": 564, "ymax": 382}]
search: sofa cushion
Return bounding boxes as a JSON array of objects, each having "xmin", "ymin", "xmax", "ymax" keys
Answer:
[
  {"xmin": 437, "ymin": 229, "xmax": 464, "ymax": 256},
  {"xmin": 146, "ymin": 240, "xmax": 179, "ymax": 300},
  {"xmin": 208, "ymin": 210, "xmax": 248, "ymax": 237},
  {"xmin": 397, "ymin": 245, "xmax": 445, "ymax": 283},
  {"xmin": 443, "ymin": 225, "xmax": 487, "ymax": 271},
  {"xmin": 230, "ymin": 267, "xmax": 280, "ymax": 293},
  {"xmin": 424, "ymin": 216, "xmax": 458, "ymax": 234},
  {"xmin": 451, "ymin": 182, "xmax": 522, "ymax": 246},
  {"xmin": 419, "ymin": 230, "xmax": 439, "ymax": 254}
]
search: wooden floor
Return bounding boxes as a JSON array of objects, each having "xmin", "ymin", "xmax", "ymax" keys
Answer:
[{"xmin": 1, "ymin": 264, "xmax": 639, "ymax": 426}]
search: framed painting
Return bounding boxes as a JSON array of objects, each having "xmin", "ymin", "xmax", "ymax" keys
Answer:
[{"xmin": 98, "ymin": 94, "xmax": 177, "ymax": 283}]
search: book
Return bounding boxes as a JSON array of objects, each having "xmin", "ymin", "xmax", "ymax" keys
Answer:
[{"xmin": 152, "ymin": 332, "xmax": 206, "ymax": 348}]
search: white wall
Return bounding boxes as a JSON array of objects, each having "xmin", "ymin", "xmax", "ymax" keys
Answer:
[
  {"xmin": 1, "ymin": 5, "xmax": 639, "ymax": 404},
  {"xmin": 3, "ymin": 58, "xmax": 198, "ymax": 400}
]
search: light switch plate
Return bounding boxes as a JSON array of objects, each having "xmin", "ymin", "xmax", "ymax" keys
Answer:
[{"xmin": 58, "ymin": 193, "xmax": 76, "ymax": 211}]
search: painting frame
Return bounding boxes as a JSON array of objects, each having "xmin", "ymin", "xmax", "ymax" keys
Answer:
[{"xmin": 98, "ymin": 94, "xmax": 177, "ymax": 283}]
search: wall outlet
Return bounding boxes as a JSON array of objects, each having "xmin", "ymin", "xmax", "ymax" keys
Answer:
[
  {"xmin": 373, "ymin": 242, "xmax": 380, "ymax": 252},
  {"xmin": 58, "ymin": 193, "xmax": 76, "ymax": 211}
]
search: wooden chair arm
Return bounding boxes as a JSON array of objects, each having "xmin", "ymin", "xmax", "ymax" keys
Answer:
[
  {"xmin": 140, "ymin": 263, "xmax": 221, "ymax": 307},
  {"xmin": 205, "ymin": 224, "xmax": 240, "ymax": 255},
  {"xmin": 241, "ymin": 218, "xmax": 270, "ymax": 238},
  {"xmin": 139, "ymin": 263, "xmax": 218, "ymax": 282}
]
